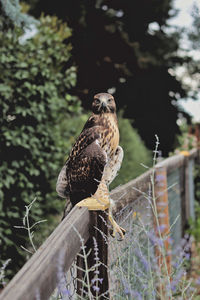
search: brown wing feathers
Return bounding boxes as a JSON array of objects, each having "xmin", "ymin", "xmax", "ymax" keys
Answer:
[
  {"xmin": 56, "ymin": 92, "xmax": 118, "ymax": 208},
  {"xmin": 56, "ymin": 126, "xmax": 107, "ymax": 205},
  {"xmin": 66, "ymin": 140, "xmax": 107, "ymax": 205}
]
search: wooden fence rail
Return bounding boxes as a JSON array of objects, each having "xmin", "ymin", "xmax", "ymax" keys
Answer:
[
  {"xmin": 0, "ymin": 149, "xmax": 199, "ymax": 300},
  {"xmin": 0, "ymin": 207, "xmax": 90, "ymax": 300}
]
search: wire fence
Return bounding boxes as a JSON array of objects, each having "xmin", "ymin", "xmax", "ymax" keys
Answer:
[{"xmin": 168, "ymin": 168, "xmax": 183, "ymax": 248}]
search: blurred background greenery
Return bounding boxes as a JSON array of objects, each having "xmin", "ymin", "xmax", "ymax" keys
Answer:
[{"xmin": 0, "ymin": 0, "xmax": 200, "ymax": 279}]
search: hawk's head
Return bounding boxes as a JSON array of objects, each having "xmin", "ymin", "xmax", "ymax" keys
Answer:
[{"xmin": 92, "ymin": 93, "xmax": 116, "ymax": 114}]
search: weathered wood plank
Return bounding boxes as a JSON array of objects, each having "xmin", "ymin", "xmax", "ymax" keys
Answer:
[
  {"xmin": 184, "ymin": 156, "xmax": 190, "ymax": 222},
  {"xmin": 0, "ymin": 207, "xmax": 90, "ymax": 300}
]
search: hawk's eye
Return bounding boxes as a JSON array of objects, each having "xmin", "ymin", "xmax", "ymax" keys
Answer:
[
  {"xmin": 95, "ymin": 98, "xmax": 100, "ymax": 104},
  {"xmin": 108, "ymin": 98, "xmax": 112, "ymax": 103}
]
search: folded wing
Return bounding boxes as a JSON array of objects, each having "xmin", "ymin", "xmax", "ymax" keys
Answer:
[{"xmin": 56, "ymin": 127, "xmax": 107, "ymax": 206}]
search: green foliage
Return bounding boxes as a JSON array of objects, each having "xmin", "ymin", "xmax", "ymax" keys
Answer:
[
  {"xmin": 0, "ymin": 14, "xmax": 81, "ymax": 277},
  {"xmin": 173, "ymin": 122, "xmax": 197, "ymax": 153},
  {"xmin": 111, "ymin": 116, "xmax": 152, "ymax": 188}
]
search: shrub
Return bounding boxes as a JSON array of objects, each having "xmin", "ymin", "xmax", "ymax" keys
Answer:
[
  {"xmin": 112, "ymin": 116, "xmax": 152, "ymax": 188},
  {"xmin": 0, "ymin": 14, "xmax": 81, "ymax": 277}
]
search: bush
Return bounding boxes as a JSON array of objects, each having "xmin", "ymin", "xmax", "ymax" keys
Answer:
[
  {"xmin": 112, "ymin": 116, "xmax": 152, "ymax": 188},
  {"xmin": 0, "ymin": 14, "xmax": 81, "ymax": 278}
]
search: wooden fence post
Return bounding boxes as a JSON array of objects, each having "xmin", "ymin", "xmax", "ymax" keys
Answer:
[
  {"xmin": 77, "ymin": 210, "xmax": 109, "ymax": 299},
  {"xmin": 184, "ymin": 154, "xmax": 190, "ymax": 223},
  {"xmin": 154, "ymin": 166, "xmax": 171, "ymax": 275}
]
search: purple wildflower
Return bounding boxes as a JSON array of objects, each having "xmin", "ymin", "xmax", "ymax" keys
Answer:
[
  {"xmin": 170, "ymin": 268, "xmax": 185, "ymax": 293},
  {"xmin": 157, "ymin": 191, "xmax": 164, "ymax": 197},
  {"xmin": 184, "ymin": 253, "xmax": 190, "ymax": 260},
  {"xmin": 134, "ymin": 249, "xmax": 149, "ymax": 272},
  {"xmin": 168, "ymin": 237, "xmax": 174, "ymax": 245},
  {"xmin": 157, "ymin": 201, "xmax": 167, "ymax": 207},
  {"xmin": 91, "ymin": 237, "xmax": 103, "ymax": 293},
  {"xmin": 158, "ymin": 224, "xmax": 167, "ymax": 232},
  {"xmin": 131, "ymin": 290, "xmax": 143, "ymax": 300},
  {"xmin": 122, "ymin": 278, "xmax": 143, "ymax": 300},
  {"xmin": 91, "ymin": 278, "xmax": 103, "ymax": 285},
  {"xmin": 93, "ymin": 285, "xmax": 100, "ymax": 292},
  {"xmin": 157, "ymin": 182, "xmax": 165, "ymax": 187},
  {"xmin": 147, "ymin": 230, "xmax": 164, "ymax": 247},
  {"xmin": 156, "ymin": 174, "xmax": 165, "ymax": 182},
  {"xmin": 158, "ymin": 212, "xmax": 166, "ymax": 218},
  {"xmin": 196, "ymin": 277, "xmax": 200, "ymax": 285}
]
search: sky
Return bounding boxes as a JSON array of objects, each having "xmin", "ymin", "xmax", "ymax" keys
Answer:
[
  {"xmin": 169, "ymin": 0, "xmax": 196, "ymax": 26},
  {"xmin": 169, "ymin": 0, "xmax": 200, "ymax": 122}
]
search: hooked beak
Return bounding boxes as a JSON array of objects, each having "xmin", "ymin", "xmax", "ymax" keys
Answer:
[{"xmin": 101, "ymin": 102, "xmax": 107, "ymax": 109}]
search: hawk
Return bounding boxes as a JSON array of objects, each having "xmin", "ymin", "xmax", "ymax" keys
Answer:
[{"xmin": 56, "ymin": 93, "xmax": 125, "ymax": 239}]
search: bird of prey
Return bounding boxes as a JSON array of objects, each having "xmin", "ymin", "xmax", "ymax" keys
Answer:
[{"xmin": 56, "ymin": 92, "xmax": 125, "ymax": 239}]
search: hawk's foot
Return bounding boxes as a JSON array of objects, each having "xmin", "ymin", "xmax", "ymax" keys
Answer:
[
  {"xmin": 108, "ymin": 214, "xmax": 126, "ymax": 240},
  {"xmin": 76, "ymin": 197, "xmax": 109, "ymax": 211}
]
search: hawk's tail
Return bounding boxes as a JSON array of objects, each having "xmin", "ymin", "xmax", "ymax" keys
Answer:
[
  {"xmin": 62, "ymin": 198, "xmax": 73, "ymax": 221},
  {"xmin": 56, "ymin": 164, "xmax": 69, "ymax": 198}
]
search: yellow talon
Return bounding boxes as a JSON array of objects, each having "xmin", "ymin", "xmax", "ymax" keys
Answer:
[
  {"xmin": 76, "ymin": 197, "xmax": 109, "ymax": 210},
  {"xmin": 76, "ymin": 181, "xmax": 125, "ymax": 240},
  {"xmin": 76, "ymin": 180, "xmax": 110, "ymax": 211},
  {"xmin": 108, "ymin": 214, "xmax": 126, "ymax": 240},
  {"xmin": 180, "ymin": 150, "xmax": 190, "ymax": 156}
]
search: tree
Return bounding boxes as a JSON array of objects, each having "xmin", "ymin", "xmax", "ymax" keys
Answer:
[
  {"xmin": 187, "ymin": 3, "xmax": 200, "ymax": 207},
  {"xmin": 0, "ymin": 13, "xmax": 81, "ymax": 278},
  {"xmin": 28, "ymin": 0, "xmax": 190, "ymax": 155},
  {"xmin": 187, "ymin": 3, "xmax": 200, "ymax": 99},
  {"xmin": 188, "ymin": 3, "xmax": 200, "ymax": 49}
]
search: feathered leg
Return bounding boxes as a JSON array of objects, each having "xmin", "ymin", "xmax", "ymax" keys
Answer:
[
  {"xmin": 103, "ymin": 146, "xmax": 124, "ymax": 185},
  {"xmin": 76, "ymin": 146, "xmax": 125, "ymax": 239},
  {"xmin": 105, "ymin": 146, "xmax": 125, "ymax": 239}
]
